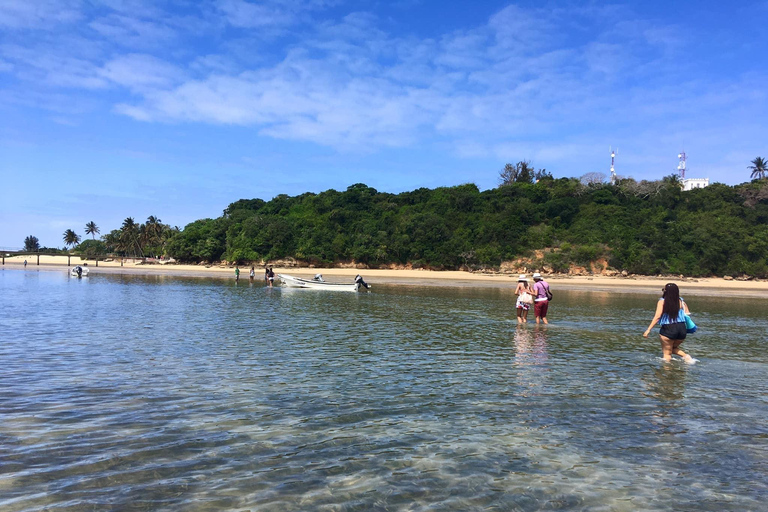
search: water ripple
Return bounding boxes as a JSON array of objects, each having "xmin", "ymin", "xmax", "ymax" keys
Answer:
[{"xmin": 1, "ymin": 270, "xmax": 766, "ymax": 511}]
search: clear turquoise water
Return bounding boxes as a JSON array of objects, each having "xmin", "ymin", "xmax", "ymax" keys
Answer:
[{"xmin": 1, "ymin": 269, "xmax": 766, "ymax": 511}]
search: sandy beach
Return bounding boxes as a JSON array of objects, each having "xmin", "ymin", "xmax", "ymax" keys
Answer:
[{"xmin": 3, "ymin": 254, "xmax": 767, "ymax": 297}]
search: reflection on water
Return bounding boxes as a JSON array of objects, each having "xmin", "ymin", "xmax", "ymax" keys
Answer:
[
  {"xmin": 646, "ymin": 364, "xmax": 689, "ymax": 403},
  {"xmin": 1, "ymin": 269, "xmax": 767, "ymax": 511},
  {"xmin": 513, "ymin": 325, "xmax": 550, "ymax": 365}
]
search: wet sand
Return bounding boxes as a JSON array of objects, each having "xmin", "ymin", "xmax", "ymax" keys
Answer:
[{"xmin": 4, "ymin": 254, "xmax": 766, "ymax": 297}]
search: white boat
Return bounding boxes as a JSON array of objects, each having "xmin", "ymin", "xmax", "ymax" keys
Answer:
[
  {"xmin": 277, "ymin": 273, "xmax": 370, "ymax": 292},
  {"xmin": 70, "ymin": 265, "xmax": 89, "ymax": 277}
]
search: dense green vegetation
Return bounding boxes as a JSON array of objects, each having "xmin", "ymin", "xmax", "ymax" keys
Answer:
[
  {"xmin": 162, "ymin": 175, "xmax": 768, "ymax": 277},
  {"xmin": 23, "ymin": 162, "xmax": 766, "ymax": 277}
]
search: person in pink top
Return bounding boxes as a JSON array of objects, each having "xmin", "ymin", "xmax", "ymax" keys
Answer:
[{"xmin": 532, "ymin": 272, "xmax": 551, "ymax": 324}]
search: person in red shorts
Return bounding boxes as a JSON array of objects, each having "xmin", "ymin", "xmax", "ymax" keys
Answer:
[{"xmin": 532, "ymin": 272, "xmax": 550, "ymax": 324}]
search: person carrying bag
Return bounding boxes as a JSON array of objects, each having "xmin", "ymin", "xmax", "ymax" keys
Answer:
[{"xmin": 532, "ymin": 272, "xmax": 551, "ymax": 324}]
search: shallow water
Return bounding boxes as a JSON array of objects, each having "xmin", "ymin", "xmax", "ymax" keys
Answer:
[{"xmin": 1, "ymin": 269, "xmax": 766, "ymax": 511}]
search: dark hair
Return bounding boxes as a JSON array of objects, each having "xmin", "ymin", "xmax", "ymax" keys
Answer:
[{"xmin": 662, "ymin": 283, "xmax": 681, "ymax": 321}]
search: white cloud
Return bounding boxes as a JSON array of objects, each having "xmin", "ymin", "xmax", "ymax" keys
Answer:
[
  {"xmin": 0, "ymin": 0, "xmax": 83, "ymax": 29},
  {"xmin": 100, "ymin": 3, "xmax": 731, "ymax": 158},
  {"xmin": 0, "ymin": 44, "xmax": 108, "ymax": 89},
  {"xmin": 1, "ymin": 0, "xmax": 765, "ymax": 185},
  {"xmin": 216, "ymin": 0, "xmax": 297, "ymax": 28},
  {"xmin": 89, "ymin": 13, "xmax": 177, "ymax": 47},
  {"xmin": 191, "ymin": 54, "xmax": 240, "ymax": 74},
  {"xmin": 99, "ymin": 53, "xmax": 184, "ymax": 90}
]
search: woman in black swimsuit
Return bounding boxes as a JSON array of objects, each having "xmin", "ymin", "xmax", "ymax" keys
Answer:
[{"xmin": 643, "ymin": 283, "xmax": 695, "ymax": 363}]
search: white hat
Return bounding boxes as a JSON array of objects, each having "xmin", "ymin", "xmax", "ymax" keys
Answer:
[
  {"xmin": 533, "ymin": 272, "xmax": 542, "ymax": 279},
  {"xmin": 518, "ymin": 274, "xmax": 527, "ymax": 281}
]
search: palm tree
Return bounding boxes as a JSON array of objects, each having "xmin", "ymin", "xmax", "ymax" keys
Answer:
[
  {"xmin": 144, "ymin": 215, "xmax": 159, "ymax": 244},
  {"xmin": 142, "ymin": 216, "xmax": 167, "ymax": 256},
  {"xmin": 120, "ymin": 217, "xmax": 143, "ymax": 257},
  {"xmin": 103, "ymin": 229, "xmax": 122, "ymax": 254},
  {"xmin": 85, "ymin": 221, "xmax": 100, "ymax": 239},
  {"xmin": 748, "ymin": 157, "xmax": 767, "ymax": 180},
  {"xmin": 63, "ymin": 229, "xmax": 81, "ymax": 250},
  {"xmin": 24, "ymin": 235, "xmax": 40, "ymax": 252}
]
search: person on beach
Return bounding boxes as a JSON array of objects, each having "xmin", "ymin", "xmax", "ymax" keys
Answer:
[
  {"xmin": 267, "ymin": 267, "xmax": 275, "ymax": 287},
  {"xmin": 643, "ymin": 282, "xmax": 695, "ymax": 363},
  {"xmin": 514, "ymin": 274, "xmax": 534, "ymax": 324},
  {"xmin": 235, "ymin": 265, "xmax": 240, "ymax": 282},
  {"xmin": 24, "ymin": 259, "xmax": 27, "ymax": 268},
  {"xmin": 249, "ymin": 266, "xmax": 255, "ymax": 281},
  {"xmin": 532, "ymin": 272, "xmax": 550, "ymax": 324}
]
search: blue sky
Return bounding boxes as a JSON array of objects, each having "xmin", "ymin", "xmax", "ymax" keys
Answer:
[{"xmin": 1, "ymin": 0, "xmax": 767, "ymax": 249}]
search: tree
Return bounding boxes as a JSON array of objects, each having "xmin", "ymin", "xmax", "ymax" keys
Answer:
[
  {"xmin": 580, "ymin": 172, "xmax": 607, "ymax": 186},
  {"xmin": 120, "ymin": 217, "xmax": 143, "ymax": 257},
  {"xmin": 85, "ymin": 221, "xmax": 100, "ymax": 239},
  {"xmin": 24, "ymin": 235, "xmax": 40, "ymax": 252},
  {"xmin": 75, "ymin": 239, "xmax": 107, "ymax": 259},
  {"xmin": 499, "ymin": 161, "xmax": 535, "ymax": 186},
  {"xmin": 63, "ymin": 229, "xmax": 81, "ymax": 250},
  {"xmin": 144, "ymin": 215, "xmax": 162, "ymax": 246},
  {"xmin": 535, "ymin": 168, "xmax": 553, "ymax": 182},
  {"xmin": 748, "ymin": 157, "xmax": 767, "ymax": 180}
]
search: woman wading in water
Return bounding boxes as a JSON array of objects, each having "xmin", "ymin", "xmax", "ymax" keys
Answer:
[
  {"xmin": 643, "ymin": 283, "xmax": 696, "ymax": 363},
  {"xmin": 514, "ymin": 275, "xmax": 534, "ymax": 324}
]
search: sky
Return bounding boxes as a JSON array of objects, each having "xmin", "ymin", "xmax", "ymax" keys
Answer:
[{"xmin": 1, "ymin": 0, "xmax": 767, "ymax": 249}]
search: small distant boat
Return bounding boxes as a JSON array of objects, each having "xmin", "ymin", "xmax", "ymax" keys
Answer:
[
  {"xmin": 70, "ymin": 265, "xmax": 89, "ymax": 277},
  {"xmin": 277, "ymin": 273, "xmax": 370, "ymax": 292}
]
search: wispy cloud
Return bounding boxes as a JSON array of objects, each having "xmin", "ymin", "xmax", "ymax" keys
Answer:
[
  {"xmin": 89, "ymin": 13, "xmax": 178, "ymax": 48},
  {"xmin": 99, "ymin": 53, "xmax": 185, "ymax": 91},
  {"xmin": 0, "ymin": 0, "xmax": 83, "ymax": 29},
  {"xmin": 216, "ymin": 0, "xmax": 297, "ymax": 28},
  {"xmin": 0, "ymin": 43, "xmax": 108, "ymax": 89},
  {"xmin": 1, "ymin": 0, "xmax": 766, "ymax": 180}
]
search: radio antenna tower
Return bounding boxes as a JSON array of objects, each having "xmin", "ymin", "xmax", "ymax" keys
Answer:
[
  {"xmin": 677, "ymin": 151, "xmax": 687, "ymax": 180},
  {"xmin": 610, "ymin": 146, "xmax": 618, "ymax": 184}
]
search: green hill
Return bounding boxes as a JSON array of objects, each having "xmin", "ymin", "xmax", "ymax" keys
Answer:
[{"xmin": 163, "ymin": 177, "xmax": 768, "ymax": 278}]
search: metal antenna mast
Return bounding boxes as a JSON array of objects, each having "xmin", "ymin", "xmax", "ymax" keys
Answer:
[
  {"xmin": 677, "ymin": 151, "xmax": 687, "ymax": 180},
  {"xmin": 610, "ymin": 146, "xmax": 618, "ymax": 184}
]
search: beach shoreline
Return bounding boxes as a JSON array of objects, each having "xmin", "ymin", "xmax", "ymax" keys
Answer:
[{"xmin": 3, "ymin": 255, "xmax": 767, "ymax": 297}]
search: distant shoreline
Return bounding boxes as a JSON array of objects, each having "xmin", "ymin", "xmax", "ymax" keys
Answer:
[{"xmin": 4, "ymin": 255, "xmax": 767, "ymax": 298}]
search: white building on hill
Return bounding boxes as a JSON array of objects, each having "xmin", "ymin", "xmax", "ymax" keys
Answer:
[
  {"xmin": 682, "ymin": 178, "xmax": 709, "ymax": 191},
  {"xmin": 677, "ymin": 152, "xmax": 709, "ymax": 191}
]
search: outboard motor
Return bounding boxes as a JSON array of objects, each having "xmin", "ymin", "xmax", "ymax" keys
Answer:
[
  {"xmin": 354, "ymin": 274, "xmax": 370, "ymax": 289},
  {"xmin": 313, "ymin": 273, "xmax": 325, "ymax": 282},
  {"xmin": 75, "ymin": 266, "xmax": 82, "ymax": 277}
]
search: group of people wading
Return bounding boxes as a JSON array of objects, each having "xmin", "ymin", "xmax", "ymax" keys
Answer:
[
  {"xmin": 514, "ymin": 272, "xmax": 551, "ymax": 325},
  {"xmin": 233, "ymin": 265, "xmax": 275, "ymax": 286},
  {"xmin": 514, "ymin": 274, "xmax": 696, "ymax": 363}
]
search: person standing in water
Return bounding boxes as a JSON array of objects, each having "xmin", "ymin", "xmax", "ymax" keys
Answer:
[
  {"xmin": 267, "ymin": 267, "xmax": 275, "ymax": 287},
  {"xmin": 532, "ymin": 272, "xmax": 551, "ymax": 325},
  {"xmin": 249, "ymin": 266, "xmax": 255, "ymax": 281},
  {"xmin": 514, "ymin": 274, "xmax": 534, "ymax": 324},
  {"xmin": 234, "ymin": 265, "xmax": 240, "ymax": 282},
  {"xmin": 643, "ymin": 282, "xmax": 695, "ymax": 363}
]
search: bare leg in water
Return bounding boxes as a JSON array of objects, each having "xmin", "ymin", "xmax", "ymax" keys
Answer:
[{"xmin": 660, "ymin": 335, "xmax": 694, "ymax": 363}]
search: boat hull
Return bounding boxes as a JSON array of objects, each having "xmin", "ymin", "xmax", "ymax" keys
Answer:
[{"xmin": 277, "ymin": 274, "xmax": 361, "ymax": 292}]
